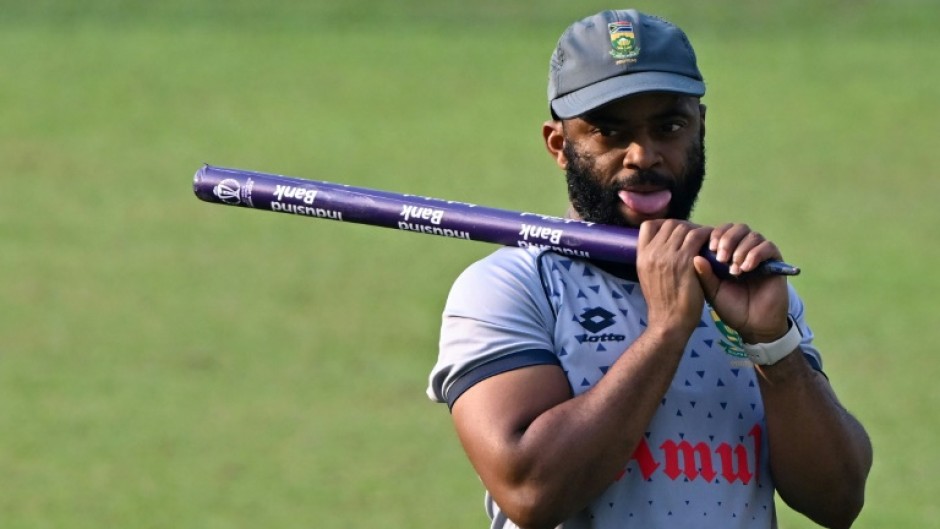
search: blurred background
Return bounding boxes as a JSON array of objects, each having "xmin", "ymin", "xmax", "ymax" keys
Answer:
[{"xmin": 1, "ymin": 0, "xmax": 937, "ymax": 527}]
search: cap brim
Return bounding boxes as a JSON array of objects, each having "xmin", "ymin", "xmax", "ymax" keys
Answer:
[{"xmin": 551, "ymin": 71, "xmax": 705, "ymax": 119}]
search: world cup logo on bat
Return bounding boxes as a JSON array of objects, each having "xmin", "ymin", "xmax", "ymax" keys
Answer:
[{"xmin": 213, "ymin": 179, "xmax": 243, "ymax": 205}]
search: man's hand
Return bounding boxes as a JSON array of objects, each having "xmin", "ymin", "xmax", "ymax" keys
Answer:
[
  {"xmin": 637, "ymin": 219, "xmax": 713, "ymax": 338},
  {"xmin": 692, "ymin": 223, "xmax": 789, "ymax": 343}
]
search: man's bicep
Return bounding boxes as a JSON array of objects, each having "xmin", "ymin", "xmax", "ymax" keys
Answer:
[{"xmin": 451, "ymin": 364, "xmax": 572, "ymax": 484}]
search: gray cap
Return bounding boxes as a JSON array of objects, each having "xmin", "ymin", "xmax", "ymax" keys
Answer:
[{"xmin": 548, "ymin": 9, "xmax": 705, "ymax": 119}]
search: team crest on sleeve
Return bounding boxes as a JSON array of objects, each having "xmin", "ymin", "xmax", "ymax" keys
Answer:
[
  {"xmin": 709, "ymin": 308, "xmax": 748, "ymax": 358},
  {"xmin": 608, "ymin": 21, "xmax": 639, "ymax": 62}
]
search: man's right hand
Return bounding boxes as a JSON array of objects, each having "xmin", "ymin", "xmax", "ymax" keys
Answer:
[{"xmin": 636, "ymin": 219, "xmax": 712, "ymax": 338}]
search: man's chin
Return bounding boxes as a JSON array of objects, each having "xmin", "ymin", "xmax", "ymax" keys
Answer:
[
  {"xmin": 618, "ymin": 204, "xmax": 670, "ymax": 227},
  {"xmin": 575, "ymin": 204, "xmax": 672, "ymax": 228}
]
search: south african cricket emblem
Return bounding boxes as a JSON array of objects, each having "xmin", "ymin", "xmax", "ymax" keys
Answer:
[
  {"xmin": 608, "ymin": 21, "xmax": 639, "ymax": 61},
  {"xmin": 709, "ymin": 308, "xmax": 748, "ymax": 358}
]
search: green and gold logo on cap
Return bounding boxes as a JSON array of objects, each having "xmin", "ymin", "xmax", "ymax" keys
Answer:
[{"xmin": 608, "ymin": 21, "xmax": 639, "ymax": 61}]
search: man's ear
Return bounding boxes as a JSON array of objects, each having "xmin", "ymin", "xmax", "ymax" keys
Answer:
[
  {"xmin": 699, "ymin": 103, "xmax": 707, "ymax": 139},
  {"xmin": 542, "ymin": 120, "xmax": 568, "ymax": 169}
]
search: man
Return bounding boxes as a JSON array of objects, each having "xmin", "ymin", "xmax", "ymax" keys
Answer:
[{"xmin": 427, "ymin": 9, "xmax": 871, "ymax": 529}]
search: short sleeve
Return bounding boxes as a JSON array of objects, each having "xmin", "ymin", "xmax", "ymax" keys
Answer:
[
  {"xmin": 787, "ymin": 283, "xmax": 823, "ymax": 372},
  {"xmin": 427, "ymin": 248, "xmax": 559, "ymax": 408}
]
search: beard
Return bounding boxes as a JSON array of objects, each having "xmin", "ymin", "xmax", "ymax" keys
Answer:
[{"xmin": 564, "ymin": 137, "xmax": 706, "ymax": 228}]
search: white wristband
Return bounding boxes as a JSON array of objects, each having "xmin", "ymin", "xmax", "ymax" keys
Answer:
[{"xmin": 743, "ymin": 317, "xmax": 802, "ymax": 366}]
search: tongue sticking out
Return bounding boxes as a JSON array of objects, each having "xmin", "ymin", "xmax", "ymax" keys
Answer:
[{"xmin": 619, "ymin": 189, "xmax": 672, "ymax": 215}]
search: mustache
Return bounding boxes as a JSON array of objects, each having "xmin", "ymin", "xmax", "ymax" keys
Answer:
[{"xmin": 616, "ymin": 170, "xmax": 676, "ymax": 192}]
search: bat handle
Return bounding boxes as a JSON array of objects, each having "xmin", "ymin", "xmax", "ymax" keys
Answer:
[{"xmin": 700, "ymin": 249, "xmax": 800, "ymax": 279}]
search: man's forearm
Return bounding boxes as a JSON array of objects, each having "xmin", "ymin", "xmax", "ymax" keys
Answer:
[{"xmin": 758, "ymin": 351, "xmax": 873, "ymax": 528}]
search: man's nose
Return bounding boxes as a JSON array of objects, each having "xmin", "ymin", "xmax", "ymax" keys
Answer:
[{"xmin": 623, "ymin": 137, "xmax": 662, "ymax": 170}]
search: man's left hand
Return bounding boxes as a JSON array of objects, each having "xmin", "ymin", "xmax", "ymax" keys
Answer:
[{"xmin": 692, "ymin": 223, "xmax": 789, "ymax": 343}]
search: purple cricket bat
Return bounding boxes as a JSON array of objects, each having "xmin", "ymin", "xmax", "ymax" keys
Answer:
[{"xmin": 192, "ymin": 164, "xmax": 799, "ymax": 278}]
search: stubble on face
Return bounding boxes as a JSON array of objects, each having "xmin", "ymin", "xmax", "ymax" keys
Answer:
[{"xmin": 563, "ymin": 132, "xmax": 706, "ymax": 228}]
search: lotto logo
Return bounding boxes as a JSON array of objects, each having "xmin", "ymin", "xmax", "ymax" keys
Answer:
[{"xmin": 577, "ymin": 307, "xmax": 616, "ymax": 333}]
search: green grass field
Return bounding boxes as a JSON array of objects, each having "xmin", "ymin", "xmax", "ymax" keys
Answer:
[{"xmin": 2, "ymin": 1, "xmax": 938, "ymax": 527}]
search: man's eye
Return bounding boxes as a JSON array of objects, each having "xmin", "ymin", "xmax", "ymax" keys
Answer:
[
  {"xmin": 598, "ymin": 127, "xmax": 624, "ymax": 138},
  {"xmin": 661, "ymin": 122, "xmax": 684, "ymax": 134}
]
